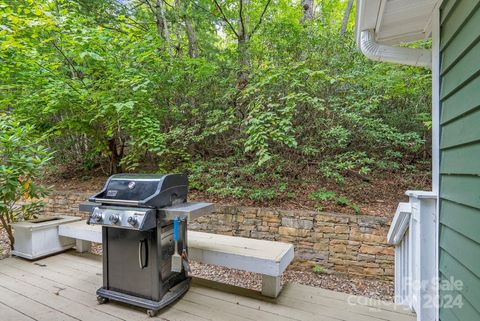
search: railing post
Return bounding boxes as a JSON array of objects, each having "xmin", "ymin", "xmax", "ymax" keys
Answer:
[{"xmin": 406, "ymin": 191, "xmax": 437, "ymax": 321}]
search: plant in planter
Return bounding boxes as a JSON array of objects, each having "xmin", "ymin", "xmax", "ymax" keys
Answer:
[{"xmin": 0, "ymin": 115, "xmax": 53, "ymax": 249}]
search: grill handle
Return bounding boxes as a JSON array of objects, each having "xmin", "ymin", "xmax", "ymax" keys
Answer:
[
  {"xmin": 138, "ymin": 239, "xmax": 148, "ymax": 269},
  {"xmin": 173, "ymin": 217, "xmax": 179, "ymax": 241},
  {"xmin": 92, "ymin": 198, "xmax": 140, "ymax": 206}
]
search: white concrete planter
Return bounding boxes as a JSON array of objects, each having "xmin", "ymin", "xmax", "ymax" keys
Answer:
[{"xmin": 11, "ymin": 215, "xmax": 81, "ymax": 259}]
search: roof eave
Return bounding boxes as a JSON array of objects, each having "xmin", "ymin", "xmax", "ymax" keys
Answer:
[{"xmin": 356, "ymin": 0, "xmax": 437, "ymax": 47}]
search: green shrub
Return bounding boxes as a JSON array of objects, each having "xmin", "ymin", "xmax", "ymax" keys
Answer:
[
  {"xmin": 309, "ymin": 188, "xmax": 337, "ymax": 201},
  {"xmin": 0, "ymin": 115, "xmax": 53, "ymax": 249},
  {"xmin": 309, "ymin": 188, "xmax": 361, "ymax": 214},
  {"xmin": 312, "ymin": 265, "xmax": 325, "ymax": 274},
  {"xmin": 249, "ymin": 188, "xmax": 278, "ymax": 201}
]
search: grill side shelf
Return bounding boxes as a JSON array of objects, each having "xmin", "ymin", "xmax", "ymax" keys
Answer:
[
  {"xmin": 158, "ymin": 202, "xmax": 215, "ymax": 221},
  {"xmin": 79, "ymin": 201, "xmax": 98, "ymax": 214}
]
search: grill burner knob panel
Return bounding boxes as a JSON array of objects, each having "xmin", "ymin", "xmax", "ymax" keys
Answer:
[{"xmin": 88, "ymin": 207, "xmax": 155, "ymax": 230}]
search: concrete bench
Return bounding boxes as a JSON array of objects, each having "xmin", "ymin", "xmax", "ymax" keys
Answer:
[
  {"xmin": 58, "ymin": 220, "xmax": 102, "ymax": 253},
  {"xmin": 188, "ymin": 230, "xmax": 294, "ymax": 297},
  {"xmin": 58, "ymin": 220, "xmax": 294, "ymax": 297}
]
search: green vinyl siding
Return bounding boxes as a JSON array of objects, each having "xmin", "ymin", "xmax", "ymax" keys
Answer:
[
  {"xmin": 440, "ymin": 250, "xmax": 480, "ymax": 310},
  {"xmin": 440, "ymin": 108, "xmax": 480, "ymax": 148},
  {"xmin": 439, "ymin": 200, "xmax": 480, "ymax": 244},
  {"xmin": 440, "ymin": 1, "xmax": 480, "ymax": 320},
  {"xmin": 440, "ymin": 144, "xmax": 480, "ymax": 174},
  {"xmin": 440, "ymin": 74, "xmax": 480, "ymax": 124}
]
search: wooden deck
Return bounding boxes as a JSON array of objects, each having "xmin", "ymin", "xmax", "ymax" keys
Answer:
[{"xmin": 0, "ymin": 251, "xmax": 416, "ymax": 321}]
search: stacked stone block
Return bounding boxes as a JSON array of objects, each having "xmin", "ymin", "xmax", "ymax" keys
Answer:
[{"xmin": 42, "ymin": 191, "xmax": 394, "ymax": 279}]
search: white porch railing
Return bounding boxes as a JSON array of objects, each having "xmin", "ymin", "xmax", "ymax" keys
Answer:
[{"xmin": 387, "ymin": 191, "xmax": 437, "ymax": 321}]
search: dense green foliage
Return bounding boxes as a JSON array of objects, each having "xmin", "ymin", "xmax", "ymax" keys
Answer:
[
  {"xmin": 0, "ymin": 0, "xmax": 431, "ymax": 202},
  {"xmin": 0, "ymin": 115, "xmax": 52, "ymax": 248}
]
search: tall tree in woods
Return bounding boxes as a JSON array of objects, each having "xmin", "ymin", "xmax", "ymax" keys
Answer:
[
  {"xmin": 144, "ymin": 0, "xmax": 198, "ymax": 57},
  {"xmin": 301, "ymin": 0, "xmax": 315, "ymax": 22},
  {"xmin": 237, "ymin": 0, "xmax": 250, "ymax": 88},
  {"xmin": 213, "ymin": 0, "xmax": 272, "ymax": 89},
  {"xmin": 340, "ymin": 0, "xmax": 354, "ymax": 37},
  {"xmin": 155, "ymin": 0, "xmax": 172, "ymax": 51},
  {"xmin": 176, "ymin": 0, "xmax": 198, "ymax": 57}
]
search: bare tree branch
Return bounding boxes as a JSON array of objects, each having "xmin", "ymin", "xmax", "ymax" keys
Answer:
[
  {"xmin": 33, "ymin": 61, "xmax": 83, "ymax": 96},
  {"xmin": 212, "ymin": 0, "xmax": 240, "ymax": 38},
  {"xmin": 162, "ymin": 0, "xmax": 175, "ymax": 9},
  {"xmin": 187, "ymin": 0, "xmax": 217, "ymax": 18},
  {"xmin": 100, "ymin": 24, "xmax": 129, "ymax": 35},
  {"xmin": 125, "ymin": 16, "xmax": 149, "ymax": 32},
  {"xmin": 143, "ymin": 0, "xmax": 157, "ymax": 14},
  {"xmin": 112, "ymin": 0, "xmax": 150, "ymax": 31},
  {"xmin": 51, "ymin": 41, "xmax": 88, "ymax": 88},
  {"xmin": 250, "ymin": 0, "xmax": 272, "ymax": 36}
]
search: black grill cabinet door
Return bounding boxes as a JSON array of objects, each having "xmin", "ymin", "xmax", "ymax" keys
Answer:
[{"xmin": 105, "ymin": 228, "xmax": 159, "ymax": 300}]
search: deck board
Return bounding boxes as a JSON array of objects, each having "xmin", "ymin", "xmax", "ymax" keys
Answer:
[
  {"xmin": 0, "ymin": 251, "xmax": 415, "ymax": 321},
  {"xmin": 280, "ymin": 284, "xmax": 414, "ymax": 321},
  {"xmin": 0, "ymin": 301, "xmax": 36, "ymax": 321},
  {"xmin": 188, "ymin": 286, "xmax": 320, "ymax": 321}
]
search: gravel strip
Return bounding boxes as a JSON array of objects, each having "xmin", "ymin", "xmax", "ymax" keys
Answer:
[
  {"xmin": 1, "ymin": 235, "xmax": 393, "ymax": 302},
  {"xmin": 90, "ymin": 243, "xmax": 102, "ymax": 255},
  {"xmin": 189, "ymin": 261, "xmax": 393, "ymax": 301},
  {"xmin": 0, "ymin": 229, "xmax": 11, "ymax": 260}
]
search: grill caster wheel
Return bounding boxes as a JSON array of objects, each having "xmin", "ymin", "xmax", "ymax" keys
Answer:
[
  {"xmin": 147, "ymin": 309, "xmax": 158, "ymax": 317},
  {"xmin": 97, "ymin": 296, "xmax": 109, "ymax": 304}
]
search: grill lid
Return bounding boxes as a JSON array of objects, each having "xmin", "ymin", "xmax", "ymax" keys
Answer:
[{"xmin": 89, "ymin": 173, "xmax": 188, "ymax": 208}]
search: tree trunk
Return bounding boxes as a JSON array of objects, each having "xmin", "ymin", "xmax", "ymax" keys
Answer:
[
  {"xmin": 301, "ymin": 0, "xmax": 314, "ymax": 23},
  {"xmin": 0, "ymin": 215, "xmax": 14, "ymax": 250},
  {"xmin": 176, "ymin": 0, "xmax": 198, "ymax": 58},
  {"xmin": 173, "ymin": 15, "xmax": 182, "ymax": 55},
  {"xmin": 340, "ymin": 0, "xmax": 354, "ymax": 37},
  {"xmin": 237, "ymin": 0, "xmax": 250, "ymax": 89},
  {"xmin": 108, "ymin": 138, "xmax": 123, "ymax": 174},
  {"xmin": 237, "ymin": 36, "xmax": 250, "ymax": 90},
  {"xmin": 7, "ymin": 225, "xmax": 14, "ymax": 250},
  {"xmin": 155, "ymin": 0, "xmax": 171, "ymax": 52},
  {"xmin": 185, "ymin": 17, "xmax": 198, "ymax": 58}
]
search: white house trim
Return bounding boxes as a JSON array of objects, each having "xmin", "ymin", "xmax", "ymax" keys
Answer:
[
  {"xmin": 387, "ymin": 202, "xmax": 412, "ymax": 245},
  {"xmin": 431, "ymin": 3, "xmax": 443, "ymax": 321},
  {"xmin": 355, "ymin": 0, "xmax": 440, "ymax": 46}
]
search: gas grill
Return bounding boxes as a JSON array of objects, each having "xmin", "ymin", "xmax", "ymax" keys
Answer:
[{"xmin": 85, "ymin": 173, "xmax": 213, "ymax": 317}]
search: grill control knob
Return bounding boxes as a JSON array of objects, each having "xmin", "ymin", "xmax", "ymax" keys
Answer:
[
  {"xmin": 109, "ymin": 214, "xmax": 120, "ymax": 224},
  {"xmin": 92, "ymin": 212, "xmax": 103, "ymax": 222},
  {"xmin": 127, "ymin": 216, "xmax": 138, "ymax": 226}
]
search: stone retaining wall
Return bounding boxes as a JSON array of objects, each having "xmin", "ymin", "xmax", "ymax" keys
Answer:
[{"xmin": 43, "ymin": 191, "xmax": 394, "ymax": 279}]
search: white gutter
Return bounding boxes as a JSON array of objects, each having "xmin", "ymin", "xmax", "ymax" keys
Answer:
[{"xmin": 360, "ymin": 29, "xmax": 432, "ymax": 69}]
